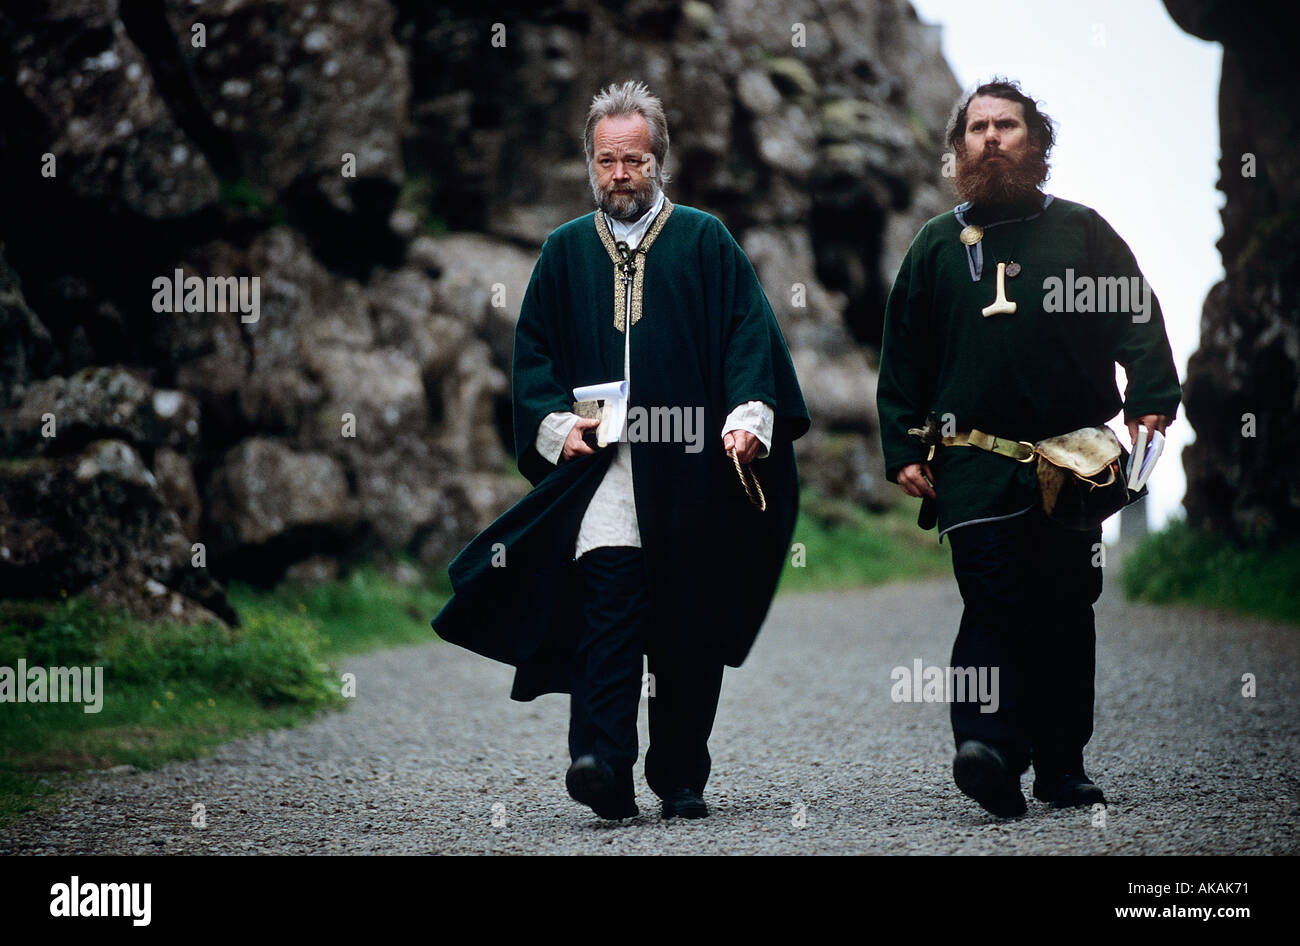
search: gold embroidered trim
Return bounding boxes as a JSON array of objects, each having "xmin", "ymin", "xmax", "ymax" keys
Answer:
[{"xmin": 594, "ymin": 198, "xmax": 675, "ymax": 332}]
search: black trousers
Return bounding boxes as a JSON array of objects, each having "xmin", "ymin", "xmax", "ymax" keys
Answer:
[
  {"xmin": 945, "ymin": 509, "xmax": 1102, "ymax": 778},
  {"xmin": 568, "ymin": 546, "xmax": 725, "ymax": 802}
]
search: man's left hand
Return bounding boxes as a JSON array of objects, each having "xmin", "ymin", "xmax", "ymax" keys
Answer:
[
  {"xmin": 1127, "ymin": 413, "xmax": 1171, "ymax": 448},
  {"xmin": 724, "ymin": 429, "xmax": 759, "ymax": 464}
]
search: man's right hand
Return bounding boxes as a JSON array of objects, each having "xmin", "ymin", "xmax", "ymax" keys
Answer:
[
  {"xmin": 898, "ymin": 462, "xmax": 936, "ymax": 500},
  {"xmin": 561, "ymin": 417, "xmax": 602, "ymax": 461}
]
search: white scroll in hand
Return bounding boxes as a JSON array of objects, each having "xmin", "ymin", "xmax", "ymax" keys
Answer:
[{"xmin": 572, "ymin": 381, "xmax": 628, "ymax": 447}]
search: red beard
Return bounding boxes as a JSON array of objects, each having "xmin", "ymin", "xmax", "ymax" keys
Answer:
[{"xmin": 953, "ymin": 145, "xmax": 1049, "ymax": 210}]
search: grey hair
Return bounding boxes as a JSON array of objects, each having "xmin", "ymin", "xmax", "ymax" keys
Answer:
[{"xmin": 583, "ymin": 80, "xmax": 671, "ymax": 185}]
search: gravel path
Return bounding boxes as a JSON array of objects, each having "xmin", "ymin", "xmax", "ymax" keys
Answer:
[{"xmin": 3, "ymin": 579, "xmax": 1297, "ymax": 855}]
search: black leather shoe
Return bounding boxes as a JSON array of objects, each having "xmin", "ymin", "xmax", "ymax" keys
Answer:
[
  {"xmin": 660, "ymin": 788, "xmax": 709, "ymax": 820},
  {"xmin": 1033, "ymin": 772, "xmax": 1106, "ymax": 809},
  {"xmin": 566, "ymin": 755, "xmax": 638, "ymax": 820},
  {"xmin": 953, "ymin": 741, "xmax": 1028, "ymax": 818}
]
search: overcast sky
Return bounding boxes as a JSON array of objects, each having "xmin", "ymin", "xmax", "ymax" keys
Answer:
[{"xmin": 907, "ymin": 0, "xmax": 1223, "ymax": 533}]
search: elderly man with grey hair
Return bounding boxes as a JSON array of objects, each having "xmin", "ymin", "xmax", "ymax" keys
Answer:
[{"xmin": 433, "ymin": 80, "xmax": 809, "ymax": 822}]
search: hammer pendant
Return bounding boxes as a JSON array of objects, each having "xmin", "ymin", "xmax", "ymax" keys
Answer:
[{"xmin": 982, "ymin": 261, "xmax": 1017, "ymax": 317}]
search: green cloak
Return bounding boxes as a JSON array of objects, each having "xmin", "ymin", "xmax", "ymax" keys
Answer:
[{"xmin": 432, "ymin": 199, "xmax": 810, "ymax": 701}]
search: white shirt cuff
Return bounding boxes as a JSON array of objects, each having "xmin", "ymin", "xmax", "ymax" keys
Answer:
[
  {"xmin": 537, "ymin": 411, "xmax": 581, "ymax": 465},
  {"xmin": 722, "ymin": 401, "xmax": 774, "ymax": 459}
]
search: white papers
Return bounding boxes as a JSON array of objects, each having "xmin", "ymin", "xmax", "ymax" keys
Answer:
[
  {"xmin": 573, "ymin": 381, "xmax": 628, "ymax": 447},
  {"xmin": 1126, "ymin": 427, "xmax": 1164, "ymax": 492}
]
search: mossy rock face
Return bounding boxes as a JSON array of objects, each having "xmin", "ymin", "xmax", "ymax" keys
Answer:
[
  {"xmin": 0, "ymin": 439, "xmax": 236, "ymax": 626},
  {"xmin": 766, "ymin": 57, "xmax": 818, "ymax": 99},
  {"xmin": 682, "ymin": 0, "xmax": 715, "ymax": 32},
  {"xmin": 0, "ymin": 455, "xmax": 57, "ymax": 478},
  {"xmin": 820, "ymin": 99, "xmax": 875, "ymax": 141},
  {"xmin": 822, "ymin": 142, "xmax": 869, "ymax": 174},
  {"xmin": 3, "ymin": 367, "xmax": 200, "ymax": 457}
]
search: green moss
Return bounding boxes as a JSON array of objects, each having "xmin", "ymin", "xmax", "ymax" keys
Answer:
[
  {"xmin": 0, "ymin": 456, "xmax": 55, "ymax": 477},
  {"xmin": 398, "ymin": 173, "xmax": 449, "ymax": 237},
  {"xmin": 219, "ymin": 177, "xmax": 277, "ymax": 215},
  {"xmin": 682, "ymin": 0, "xmax": 715, "ymax": 32},
  {"xmin": 766, "ymin": 57, "xmax": 818, "ymax": 99},
  {"xmin": 821, "ymin": 99, "xmax": 872, "ymax": 141}
]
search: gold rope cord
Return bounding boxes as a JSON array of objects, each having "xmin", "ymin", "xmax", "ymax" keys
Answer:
[
  {"xmin": 729, "ymin": 448, "xmax": 766, "ymax": 511},
  {"xmin": 593, "ymin": 198, "xmax": 675, "ymax": 331}
]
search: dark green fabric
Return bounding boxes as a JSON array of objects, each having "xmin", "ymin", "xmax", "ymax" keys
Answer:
[
  {"xmin": 877, "ymin": 196, "xmax": 1182, "ymax": 537},
  {"xmin": 433, "ymin": 204, "xmax": 810, "ymax": 700}
]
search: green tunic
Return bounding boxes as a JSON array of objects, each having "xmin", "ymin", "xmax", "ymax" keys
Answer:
[
  {"xmin": 433, "ymin": 200, "xmax": 810, "ymax": 699},
  {"xmin": 877, "ymin": 195, "xmax": 1182, "ymax": 537}
]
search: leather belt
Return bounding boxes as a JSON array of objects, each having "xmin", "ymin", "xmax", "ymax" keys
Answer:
[
  {"xmin": 945, "ymin": 429, "xmax": 1036, "ymax": 462},
  {"xmin": 908, "ymin": 424, "xmax": 1036, "ymax": 463}
]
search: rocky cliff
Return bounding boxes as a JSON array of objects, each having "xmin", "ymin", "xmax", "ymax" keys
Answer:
[
  {"xmin": 1163, "ymin": 0, "xmax": 1300, "ymax": 541},
  {"xmin": 1, "ymin": 0, "xmax": 960, "ymax": 622}
]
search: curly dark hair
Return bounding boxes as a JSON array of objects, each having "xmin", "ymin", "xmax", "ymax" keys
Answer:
[{"xmin": 946, "ymin": 78, "xmax": 1056, "ymax": 159}]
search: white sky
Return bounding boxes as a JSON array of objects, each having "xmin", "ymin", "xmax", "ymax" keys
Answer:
[{"xmin": 908, "ymin": 0, "xmax": 1223, "ymax": 533}]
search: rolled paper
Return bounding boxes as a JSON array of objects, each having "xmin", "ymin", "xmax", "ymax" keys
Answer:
[{"xmin": 573, "ymin": 380, "xmax": 629, "ymax": 445}]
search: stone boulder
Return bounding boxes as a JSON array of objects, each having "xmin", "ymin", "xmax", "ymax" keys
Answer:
[
  {"xmin": 4, "ymin": 0, "xmax": 220, "ymax": 219},
  {"xmin": 204, "ymin": 436, "xmax": 354, "ymax": 561},
  {"xmin": 3, "ymin": 366, "xmax": 200, "ymax": 455},
  {"xmin": 0, "ymin": 440, "xmax": 235, "ymax": 625},
  {"xmin": 161, "ymin": 0, "xmax": 409, "ymax": 211}
]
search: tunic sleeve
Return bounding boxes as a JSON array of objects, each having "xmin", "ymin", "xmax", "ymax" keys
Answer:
[
  {"xmin": 877, "ymin": 234, "xmax": 937, "ymax": 482},
  {"xmin": 718, "ymin": 223, "xmax": 810, "ymax": 444},
  {"xmin": 1088, "ymin": 210, "xmax": 1183, "ymax": 421},
  {"xmin": 536, "ymin": 411, "xmax": 582, "ymax": 465},
  {"xmin": 722, "ymin": 401, "xmax": 774, "ymax": 458},
  {"xmin": 512, "ymin": 240, "xmax": 579, "ymax": 485}
]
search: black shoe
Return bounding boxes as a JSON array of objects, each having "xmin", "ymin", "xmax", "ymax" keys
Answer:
[
  {"xmin": 566, "ymin": 755, "xmax": 638, "ymax": 820},
  {"xmin": 660, "ymin": 788, "xmax": 709, "ymax": 820},
  {"xmin": 1033, "ymin": 771, "xmax": 1106, "ymax": 809},
  {"xmin": 953, "ymin": 741, "xmax": 1028, "ymax": 818}
]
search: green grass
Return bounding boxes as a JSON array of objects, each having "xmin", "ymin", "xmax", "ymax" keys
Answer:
[
  {"xmin": 0, "ymin": 766, "xmax": 63, "ymax": 825},
  {"xmin": 1121, "ymin": 519, "xmax": 1300, "ymax": 625},
  {"xmin": 779, "ymin": 492, "xmax": 952, "ymax": 593},
  {"xmin": 227, "ymin": 563, "xmax": 452, "ymax": 658},
  {"xmin": 0, "ymin": 565, "xmax": 453, "ymax": 827}
]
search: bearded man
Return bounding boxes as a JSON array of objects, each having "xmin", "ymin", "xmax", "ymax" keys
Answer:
[
  {"xmin": 433, "ymin": 81, "xmax": 808, "ymax": 821},
  {"xmin": 876, "ymin": 79, "xmax": 1181, "ymax": 818}
]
